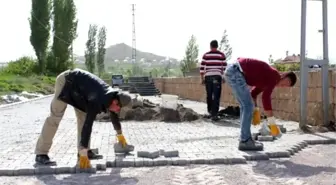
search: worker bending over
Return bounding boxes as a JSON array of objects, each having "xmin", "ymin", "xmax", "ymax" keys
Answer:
[{"xmin": 34, "ymin": 68, "xmax": 133, "ymax": 167}]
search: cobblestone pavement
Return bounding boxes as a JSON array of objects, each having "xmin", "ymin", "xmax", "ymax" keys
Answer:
[
  {"xmin": 0, "ymin": 145, "xmax": 335, "ymax": 185},
  {"xmin": 0, "ymin": 95, "xmax": 335, "ymax": 170}
]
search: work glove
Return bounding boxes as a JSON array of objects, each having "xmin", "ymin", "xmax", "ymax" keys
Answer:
[
  {"xmin": 78, "ymin": 148, "xmax": 92, "ymax": 169},
  {"xmin": 252, "ymin": 108, "xmax": 261, "ymax": 126},
  {"xmin": 117, "ymin": 134, "xmax": 128, "ymax": 147},
  {"xmin": 267, "ymin": 117, "xmax": 281, "ymax": 137},
  {"xmin": 115, "ymin": 134, "xmax": 135, "ymax": 153}
]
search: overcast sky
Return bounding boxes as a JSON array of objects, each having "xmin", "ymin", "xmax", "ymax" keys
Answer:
[{"xmin": 0, "ymin": 0, "xmax": 335, "ymax": 63}]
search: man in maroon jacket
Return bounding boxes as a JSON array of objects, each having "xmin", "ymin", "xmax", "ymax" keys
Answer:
[{"xmin": 224, "ymin": 58, "xmax": 297, "ymax": 151}]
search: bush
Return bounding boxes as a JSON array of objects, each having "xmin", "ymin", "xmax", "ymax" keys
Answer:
[
  {"xmin": 272, "ymin": 63, "xmax": 300, "ymax": 72},
  {"xmin": 0, "ymin": 56, "xmax": 38, "ymax": 76}
]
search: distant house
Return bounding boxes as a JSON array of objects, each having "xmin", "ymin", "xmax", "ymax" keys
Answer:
[{"xmin": 273, "ymin": 54, "xmax": 321, "ymax": 68}]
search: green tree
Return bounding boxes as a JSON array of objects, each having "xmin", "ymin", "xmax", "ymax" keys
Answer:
[
  {"xmin": 29, "ymin": 0, "xmax": 51, "ymax": 74},
  {"xmin": 85, "ymin": 24, "xmax": 98, "ymax": 73},
  {"xmin": 180, "ymin": 35, "xmax": 199, "ymax": 77},
  {"xmin": 51, "ymin": 0, "xmax": 78, "ymax": 73},
  {"xmin": 96, "ymin": 26, "xmax": 107, "ymax": 77},
  {"xmin": 219, "ymin": 30, "xmax": 232, "ymax": 60}
]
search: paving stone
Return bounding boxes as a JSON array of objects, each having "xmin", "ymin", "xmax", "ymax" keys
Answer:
[
  {"xmin": 257, "ymin": 135, "xmax": 274, "ymax": 141},
  {"xmin": 95, "ymin": 164, "xmax": 106, "ymax": 171},
  {"xmin": 55, "ymin": 167, "xmax": 75, "ymax": 174},
  {"xmin": 106, "ymin": 161, "xmax": 115, "ymax": 168},
  {"xmin": 143, "ymin": 159, "xmax": 154, "ymax": 167},
  {"xmin": 172, "ymin": 158, "xmax": 189, "ymax": 166},
  {"xmin": 189, "ymin": 158, "xmax": 206, "ymax": 164},
  {"xmin": 13, "ymin": 168, "xmax": 35, "ymax": 176},
  {"xmin": 163, "ymin": 150, "xmax": 179, "ymax": 157},
  {"xmin": 243, "ymin": 154, "xmax": 269, "ymax": 161},
  {"xmin": 75, "ymin": 167, "xmax": 96, "ymax": 174},
  {"xmin": 266, "ymin": 151, "xmax": 290, "ymax": 158},
  {"xmin": 153, "ymin": 158, "xmax": 168, "ymax": 166},
  {"xmin": 134, "ymin": 158, "xmax": 144, "ymax": 167},
  {"xmin": 34, "ymin": 167, "xmax": 56, "ymax": 175},
  {"xmin": 0, "ymin": 169, "xmax": 14, "ymax": 176}
]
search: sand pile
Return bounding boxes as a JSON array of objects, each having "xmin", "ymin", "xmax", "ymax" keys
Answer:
[{"xmin": 96, "ymin": 98, "xmax": 200, "ymax": 122}]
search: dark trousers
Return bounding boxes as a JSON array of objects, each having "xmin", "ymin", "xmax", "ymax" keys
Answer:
[{"xmin": 205, "ymin": 75, "xmax": 222, "ymax": 117}]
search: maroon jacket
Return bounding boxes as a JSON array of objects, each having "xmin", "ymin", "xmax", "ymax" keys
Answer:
[{"xmin": 238, "ymin": 58, "xmax": 281, "ymax": 111}]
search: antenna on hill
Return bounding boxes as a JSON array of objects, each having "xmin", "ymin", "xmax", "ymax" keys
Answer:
[{"xmin": 131, "ymin": 4, "xmax": 136, "ymax": 65}]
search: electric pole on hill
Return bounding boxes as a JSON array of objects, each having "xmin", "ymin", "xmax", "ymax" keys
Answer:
[{"xmin": 131, "ymin": 4, "xmax": 136, "ymax": 76}]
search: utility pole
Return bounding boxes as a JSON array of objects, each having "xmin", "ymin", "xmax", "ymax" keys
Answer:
[{"xmin": 131, "ymin": 4, "xmax": 136, "ymax": 76}]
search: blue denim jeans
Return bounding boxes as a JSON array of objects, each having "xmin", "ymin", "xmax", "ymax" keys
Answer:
[{"xmin": 224, "ymin": 63, "xmax": 254, "ymax": 141}]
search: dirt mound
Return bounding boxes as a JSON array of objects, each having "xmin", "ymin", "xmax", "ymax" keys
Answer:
[{"xmin": 96, "ymin": 99, "xmax": 200, "ymax": 122}]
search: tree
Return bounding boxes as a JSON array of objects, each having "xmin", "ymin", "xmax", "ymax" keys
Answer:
[
  {"xmin": 219, "ymin": 30, "xmax": 232, "ymax": 60},
  {"xmin": 50, "ymin": 0, "xmax": 78, "ymax": 73},
  {"xmin": 96, "ymin": 26, "xmax": 107, "ymax": 77},
  {"xmin": 180, "ymin": 35, "xmax": 199, "ymax": 77},
  {"xmin": 29, "ymin": 0, "xmax": 51, "ymax": 74},
  {"xmin": 84, "ymin": 24, "xmax": 98, "ymax": 73}
]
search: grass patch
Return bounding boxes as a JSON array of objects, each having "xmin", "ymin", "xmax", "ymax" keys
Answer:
[{"xmin": 0, "ymin": 74, "xmax": 56, "ymax": 96}]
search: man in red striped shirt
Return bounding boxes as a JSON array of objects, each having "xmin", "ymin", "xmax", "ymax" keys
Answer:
[{"xmin": 200, "ymin": 40, "xmax": 226, "ymax": 121}]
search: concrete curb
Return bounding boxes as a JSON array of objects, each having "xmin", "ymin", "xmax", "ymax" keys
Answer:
[
  {"xmin": 0, "ymin": 94, "xmax": 54, "ymax": 109},
  {"xmin": 0, "ymin": 138, "xmax": 334, "ymax": 176}
]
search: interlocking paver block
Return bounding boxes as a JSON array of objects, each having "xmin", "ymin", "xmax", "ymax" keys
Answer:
[
  {"xmin": 55, "ymin": 167, "xmax": 75, "ymax": 174},
  {"xmin": 75, "ymin": 167, "xmax": 96, "ymax": 174},
  {"xmin": 153, "ymin": 158, "xmax": 168, "ymax": 166},
  {"xmin": 135, "ymin": 158, "xmax": 144, "ymax": 167},
  {"xmin": 34, "ymin": 167, "xmax": 56, "ymax": 175},
  {"xmin": 243, "ymin": 154, "xmax": 269, "ymax": 161},
  {"xmin": 13, "ymin": 168, "xmax": 35, "ymax": 176},
  {"xmin": 96, "ymin": 164, "xmax": 106, "ymax": 171},
  {"xmin": 0, "ymin": 169, "xmax": 14, "ymax": 176},
  {"xmin": 143, "ymin": 159, "xmax": 154, "ymax": 167},
  {"xmin": 190, "ymin": 158, "xmax": 206, "ymax": 164},
  {"xmin": 106, "ymin": 161, "xmax": 115, "ymax": 168},
  {"xmin": 257, "ymin": 135, "xmax": 274, "ymax": 141},
  {"xmin": 163, "ymin": 150, "xmax": 179, "ymax": 157}
]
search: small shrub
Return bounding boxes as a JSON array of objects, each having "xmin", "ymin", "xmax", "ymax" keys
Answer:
[{"xmin": 1, "ymin": 56, "xmax": 38, "ymax": 76}]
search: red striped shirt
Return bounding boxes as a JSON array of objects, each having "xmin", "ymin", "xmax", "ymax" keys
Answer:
[{"xmin": 200, "ymin": 50, "xmax": 226, "ymax": 76}]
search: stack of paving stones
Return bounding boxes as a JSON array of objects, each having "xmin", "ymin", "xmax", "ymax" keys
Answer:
[{"xmin": 128, "ymin": 76, "xmax": 161, "ymax": 96}]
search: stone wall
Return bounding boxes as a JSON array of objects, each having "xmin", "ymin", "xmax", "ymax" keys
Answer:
[{"xmin": 154, "ymin": 70, "xmax": 336, "ymax": 126}]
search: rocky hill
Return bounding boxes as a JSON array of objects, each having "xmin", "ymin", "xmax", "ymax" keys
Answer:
[{"xmin": 76, "ymin": 43, "xmax": 177, "ymax": 63}]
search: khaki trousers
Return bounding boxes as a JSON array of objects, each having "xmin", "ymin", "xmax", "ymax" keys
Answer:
[{"xmin": 35, "ymin": 70, "xmax": 91, "ymax": 155}]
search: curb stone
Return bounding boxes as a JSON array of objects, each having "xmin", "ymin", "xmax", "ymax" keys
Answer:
[{"xmin": 0, "ymin": 94, "xmax": 54, "ymax": 109}]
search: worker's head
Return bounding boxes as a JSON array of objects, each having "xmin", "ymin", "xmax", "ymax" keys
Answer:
[
  {"xmin": 109, "ymin": 93, "xmax": 132, "ymax": 113},
  {"xmin": 277, "ymin": 72, "xmax": 297, "ymax": 87},
  {"xmin": 210, "ymin": 40, "xmax": 218, "ymax": 50}
]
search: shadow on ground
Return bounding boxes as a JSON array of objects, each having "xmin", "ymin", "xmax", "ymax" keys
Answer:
[
  {"xmin": 252, "ymin": 160, "xmax": 336, "ymax": 178},
  {"xmin": 36, "ymin": 168, "xmax": 138, "ymax": 185}
]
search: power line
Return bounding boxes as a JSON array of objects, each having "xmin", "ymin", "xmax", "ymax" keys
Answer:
[{"xmin": 30, "ymin": 12, "xmax": 71, "ymax": 45}]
